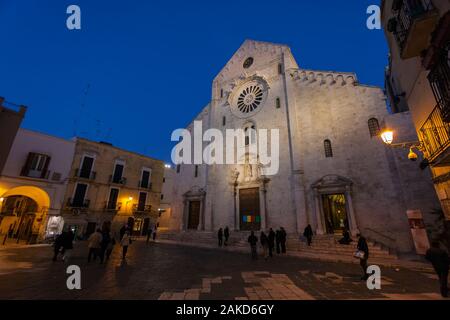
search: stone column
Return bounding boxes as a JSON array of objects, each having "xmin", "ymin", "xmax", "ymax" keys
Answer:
[
  {"xmin": 259, "ymin": 186, "xmax": 267, "ymax": 230},
  {"xmin": 313, "ymin": 188, "xmax": 325, "ymax": 235},
  {"xmin": 292, "ymin": 171, "xmax": 307, "ymax": 233},
  {"xmin": 345, "ymin": 186, "xmax": 359, "ymax": 236}
]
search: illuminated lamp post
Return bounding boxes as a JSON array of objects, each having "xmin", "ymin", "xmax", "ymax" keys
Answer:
[{"xmin": 380, "ymin": 129, "xmax": 425, "ymax": 163}]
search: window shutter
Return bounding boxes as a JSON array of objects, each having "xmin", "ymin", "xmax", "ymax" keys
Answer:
[
  {"xmin": 41, "ymin": 156, "xmax": 51, "ymax": 179},
  {"xmin": 21, "ymin": 152, "xmax": 36, "ymax": 176}
]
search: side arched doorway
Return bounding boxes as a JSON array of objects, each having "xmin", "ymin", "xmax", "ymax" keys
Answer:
[{"xmin": 0, "ymin": 186, "xmax": 50, "ymax": 243}]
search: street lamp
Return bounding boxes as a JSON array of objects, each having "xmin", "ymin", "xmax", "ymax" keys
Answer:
[
  {"xmin": 381, "ymin": 130, "xmax": 394, "ymax": 145},
  {"xmin": 380, "ymin": 129, "xmax": 424, "ymax": 163}
]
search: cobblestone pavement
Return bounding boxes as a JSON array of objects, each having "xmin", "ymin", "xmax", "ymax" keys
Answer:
[{"xmin": 0, "ymin": 240, "xmax": 447, "ymax": 300}]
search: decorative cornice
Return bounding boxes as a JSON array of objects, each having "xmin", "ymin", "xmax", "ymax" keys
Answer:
[{"xmin": 290, "ymin": 69, "xmax": 357, "ymax": 87}]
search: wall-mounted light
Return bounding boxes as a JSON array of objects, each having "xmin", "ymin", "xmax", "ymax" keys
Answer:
[{"xmin": 381, "ymin": 130, "xmax": 394, "ymax": 145}]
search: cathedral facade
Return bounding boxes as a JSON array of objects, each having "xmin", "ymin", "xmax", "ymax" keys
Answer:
[{"xmin": 166, "ymin": 40, "xmax": 441, "ymax": 253}]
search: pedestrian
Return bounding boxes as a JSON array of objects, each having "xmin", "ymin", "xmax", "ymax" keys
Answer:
[
  {"xmin": 248, "ymin": 231, "xmax": 258, "ymax": 260},
  {"xmin": 224, "ymin": 226, "xmax": 230, "ymax": 246},
  {"xmin": 121, "ymin": 231, "xmax": 132, "ymax": 259},
  {"xmin": 425, "ymin": 241, "xmax": 449, "ymax": 298},
  {"xmin": 106, "ymin": 234, "xmax": 116, "ymax": 261},
  {"xmin": 303, "ymin": 224, "xmax": 313, "ymax": 246},
  {"xmin": 218, "ymin": 228, "xmax": 223, "ymax": 247},
  {"xmin": 99, "ymin": 227, "xmax": 111, "ymax": 264},
  {"xmin": 119, "ymin": 224, "xmax": 127, "ymax": 241},
  {"xmin": 146, "ymin": 227, "xmax": 153, "ymax": 244},
  {"xmin": 275, "ymin": 229, "xmax": 281, "ymax": 254},
  {"xmin": 356, "ymin": 234, "xmax": 369, "ymax": 280},
  {"xmin": 268, "ymin": 228, "xmax": 275, "ymax": 257},
  {"xmin": 338, "ymin": 228, "xmax": 353, "ymax": 245},
  {"xmin": 280, "ymin": 227, "xmax": 287, "ymax": 253},
  {"xmin": 61, "ymin": 229, "xmax": 74, "ymax": 263},
  {"xmin": 52, "ymin": 232, "xmax": 64, "ymax": 261},
  {"xmin": 87, "ymin": 229, "xmax": 103, "ymax": 262},
  {"xmin": 260, "ymin": 232, "xmax": 269, "ymax": 260}
]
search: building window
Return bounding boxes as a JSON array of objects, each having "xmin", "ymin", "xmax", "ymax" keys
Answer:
[
  {"xmin": 278, "ymin": 63, "xmax": 283, "ymax": 75},
  {"xmin": 111, "ymin": 161, "xmax": 126, "ymax": 184},
  {"xmin": 222, "ymin": 116, "xmax": 226, "ymax": 126},
  {"xmin": 176, "ymin": 164, "xmax": 180, "ymax": 173},
  {"xmin": 161, "ymin": 194, "xmax": 164, "ymax": 200},
  {"xmin": 243, "ymin": 57, "xmax": 254, "ymax": 69},
  {"xmin": 140, "ymin": 169, "xmax": 151, "ymax": 189},
  {"xmin": 194, "ymin": 165, "xmax": 199, "ymax": 178},
  {"xmin": 324, "ymin": 140, "xmax": 333, "ymax": 158},
  {"xmin": 220, "ymin": 89, "xmax": 223, "ymax": 98},
  {"xmin": 21, "ymin": 152, "xmax": 51, "ymax": 179},
  {"xmin": 368, "ymin": 118, "xmax": 381, "ymax": 137},
  {"xmin": 276, "ymin": 97, "xmax": 281, "ymax": 109},
  {"xmin": 163, "ymin": 177, "xmax": 166, "ymax": 183}
]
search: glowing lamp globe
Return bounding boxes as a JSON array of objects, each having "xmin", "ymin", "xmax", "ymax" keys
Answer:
[{"xmin": 381, "ymin": 130, "xmax": 394, "ymax": 145}]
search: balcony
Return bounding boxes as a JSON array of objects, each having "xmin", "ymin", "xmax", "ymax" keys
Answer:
[
  {"xmin": 418, "ymin": 105, "xmax": 450, "ymax": 165},
  {"xmin": 65, "ymin": 198, "xmax": 90, "ymax": 215},
  {"xmin": 74, "ymin": 168, "xmax": 96, "ymax": 180},
  {"xmin": 138, "ymin": 180, "xmax": 152, "ymax": 190},
  {"xmin": 103, "ymin": 201, "xmax": 122, "ymax": 213},
  {"xmin": 109, "ymin": 175, "xmax": 127, "ymax": 185},
  {"xmin": 428, "ymin": 45, "xmax": 450, "ymax": 122},
  {"xmin": 132, "ymin": 204, "xmax": 152, "ymax": 215},
  {"xmin": 388, "ymin": 0, "xmax": 439, "ymax": 59}
]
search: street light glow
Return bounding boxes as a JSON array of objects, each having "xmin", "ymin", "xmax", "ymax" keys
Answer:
[{"xmin": 381, "ymin": 130, "xmax": 394, "ymax": 145}]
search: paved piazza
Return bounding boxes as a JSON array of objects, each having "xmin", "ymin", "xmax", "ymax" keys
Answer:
[{"xmin": 0, "ymin": 240, "xmax": 446, "ymax": 300}]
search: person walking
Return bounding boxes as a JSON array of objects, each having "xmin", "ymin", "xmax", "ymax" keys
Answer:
[
  {"xmin": 260, "ymin": 232, "xmax": 269, "ymax": 260},
  {"xmin": 121, "ymin": 231, "xmax": 132, "ymax": 260},
  {"xmin": 224, "ymin": 226, "xmax": 230, "ymax": 246},
  {"xmin": 268, "ymin": 228, "xmax": 275, "ymax": 257},
  {"xmin": 248, "ymin": 231, "xmax": 258, "ymax": 260},
  {"xmin": 52, "ymin": 232, "xmax": 64, "ymax": 262},
  {"xmin": 119, "ymin": 224, "xmax": 127, "ymax": 241},
  {"xmin": 146, "ymin": 227, "xmax": 153, "ymax": 244},
  {"xmin": 425, "ymin": 241, "xmax": 449, "ymax": 298},
  {"xmin": 338, "ymin": 229, "xmax": 353, "ymax": 245},
  {"xmin": 105, "ymin": 233, "xmax": 116, "ymax": 261},
  {"xmin": 152, "ymin": 226, "xmax": 157, "ymax": 240},
  {"xmin": 275, "ymin": 229, "xmax": 281, "ymax": 254},
  {"xmin": 303, "ymin": 224, "xmax": 313, "ymax": 246},
  {"xmin": 218, "ymin": 228, "xmax": 223, "ymax": 247},
  {"xmin": 87, "ymin": 229, "xmax": 103, "ymax": 262},
  {"xmin": 356, "ymin": 234, "xmax": 369, "ymax": 280},
  {"xmin": 61, "ymin": 229, "xmax": 74, "ymax": 263},
  {"xmin": 280, "ymin": 227, "xmax": 287, "ymax": 253},
  {"xmin": 99, "ymin": 228, "xmax": 111, "ymax": 264}
]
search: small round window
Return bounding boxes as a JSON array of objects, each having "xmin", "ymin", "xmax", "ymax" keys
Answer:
[{"xmin": 243, "ymin": 57, "xmax": 254, "ymax": 69}]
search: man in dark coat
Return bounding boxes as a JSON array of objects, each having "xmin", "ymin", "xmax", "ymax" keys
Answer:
[
  {"xmin": 280, "ymin": 227, "xmax": 287, "ymax": 253},
  {"xmin": 303, "ymin": 224, "xmax": 313, "ymax": 246},
  {"xmin": 268, "ymin": 228, "xmax": 275, "ymax": 257},
  {"xmin": 52, "ymin": 232, "xmax": 64, "ymax": 261},
  {"xmin": 248, "ymin": 231, "xmax": 258, "ymax": 260},
  {"xmin": 275, "ymin": 229, "xmax": 281, "ymax": 254},
  {"xmin": 426, "ymin": 241, "xmax": 449, "ymax": 298},
  {"xmin": 224, "ymin": 227, "xmax": 230, "ymax": 246},
  {"xmin": 357, "ymin": 234, "xmax": 370, "ymax": 280},
  {"xmin": 218, "ymin": 228, "xmax": 223, "ymax": 247}
]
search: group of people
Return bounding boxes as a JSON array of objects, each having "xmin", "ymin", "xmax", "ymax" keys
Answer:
[
  {"xmin": 247, "ymin": 227, "xmax": 287, "ymax": 260},
  {"xmin": 217, "ymin": 227, "xmax": 230, "ymax": 247},
  {"xmin": 52, "ymin": 229, "xmax": 75, "ymax": 262}
]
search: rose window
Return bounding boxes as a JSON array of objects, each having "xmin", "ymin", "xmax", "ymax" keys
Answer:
[{"xmin": 237, "ymin": 85, "xmax": 263, "ymax": 114}]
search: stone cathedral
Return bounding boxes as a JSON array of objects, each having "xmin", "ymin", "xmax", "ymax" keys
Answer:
[{"xmin": 165, "ymin": 40, "xmax": 440, "ymax": 253}]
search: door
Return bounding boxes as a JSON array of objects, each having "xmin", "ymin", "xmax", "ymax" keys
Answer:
[
  {"xmin": 107, "ymin": 188, "xmax": 119, "ymax": 210},
  {"xmin": 187, "ymin": 201, "xmax": 200, "ymax": 230},
  {"xmin": 141, "ymin": 170, "xmax": 150, "ymax": 188},
  {"xmin": 322, "ymin": 194, "xmax": 348, "ymax": 234},
  {"xmin": 73, "ymin": 183, "xmax": 88, "ymax": 207},
  {"xmin": 239, "ymin": 188, "xmax": 261, "ymax": 231},
  {"xmin": 138, "ymin": 192, "xmax": 147, "ymax": 211},
  {"xmin": 80, "ymin": 156, "xmax": 94, "ymax": 178},
  {"xmin": 113, "ymin": 163, "xmax": 124, "ymax": 183}
]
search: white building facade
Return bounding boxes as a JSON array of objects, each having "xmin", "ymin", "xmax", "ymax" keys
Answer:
[{"xmin": 169, "ymin": 40, "xmax": 441, "ymax": 253}]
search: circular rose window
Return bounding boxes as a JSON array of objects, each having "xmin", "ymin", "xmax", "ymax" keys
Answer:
[
  {"xmin": 237, "ymin": 85, "xmax": 263, "ymax": 113},
  {"xmin": 229, "ymin": 78, "xmax": 268, "ymax": 119}
]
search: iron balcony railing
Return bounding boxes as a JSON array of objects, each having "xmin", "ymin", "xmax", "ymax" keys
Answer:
[
  {"xmin": 138, "ymin": 180, "xmax": 152, "ymax": 189},
  {"xmin": 428, "ymin": 44, "xmax": 450, "ymax": 122},
  {"xmin": 388, "ymin": 0, "xmax": 436, "ymax": 56},
  {"xmin": 103, "ymin": 201, "xmax": 122, "ymax": 212},
  {"xmin": 66, "ymin": 198, "xmax": 90, "ymax": 209},
  {"xmin": 419, "ymin": 105, "xmax": 450, "ymax": 162},
  {"xmin": 132, "ymin": 204, "xmax": 152, "ymax": 214},
  {"xmin": 74, "ymin": 168, "xmax": 96, "ymax": 180},
  {"xmin": 109, "ymin": 175, "xmax": 127, "ymax": 185}
]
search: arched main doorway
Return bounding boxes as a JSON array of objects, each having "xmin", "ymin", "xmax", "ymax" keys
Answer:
[{"xmin": 0, "ymin": 186, "xmax": 50, "ymax": 243}]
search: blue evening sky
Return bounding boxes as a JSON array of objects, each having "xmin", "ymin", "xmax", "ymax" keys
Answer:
[{"xmin": 0, "ymin": 0, "xmax": 386, "ymax": 163}]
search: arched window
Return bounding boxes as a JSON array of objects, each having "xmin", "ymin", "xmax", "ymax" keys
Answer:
[
  {"xmin": 368, "ymin": 118, "xmax": 380, "ymax": 137},
  {"xmin": 278, "ymin": 63, "xmax": 283, "ymax": 75},
  {"xmin": 244, "ymin": 123, "xmax": 256, "ymax": 146},
  {"xmin": 276, "ymin": 97, "xmax": 281, "ymax": 109},
  {"xmin": 324, "ymin": 140, "xmax": 333, "ymax": 158},
  {"xmin": 222, "ymin": 116, "xmax": 226, "ymax": 126}
]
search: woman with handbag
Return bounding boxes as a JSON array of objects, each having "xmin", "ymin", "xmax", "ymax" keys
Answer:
[{"xmin": 356, "ymin": 234, "xmax": 369, "ymax": 280}]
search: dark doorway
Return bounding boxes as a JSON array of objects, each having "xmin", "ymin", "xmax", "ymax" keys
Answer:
[
  {"xmin": 239, "ymin": 188, "xmax": 261, "ymax": 231},
  {"xmin": 112, "ymin": 163, "xmax": 124, "ymax": 183},
  {"xmin": 73, "ymin": 183, "xmax": 88, "ymax": 207},
  {"xmin": 322, "ymin": 194, "xmax": 348, "ymax": 234},
  {"xmin": 80, "ymin": 156, "xmax": 94, "ymax": 178},
  {"xmin": 188, "ymin": 201, "xmax": 200, "ymax": 230},
  {"xmin": 107, "ymin": 188, "xmax": 119, "ymax": 210},
  {"xmin": 142, "ymin": 218, "xmax": 150, "ymax": 235},
  {"xmin": 138, "ymin": 192, "xmax": 147, "ymax": 211}
]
